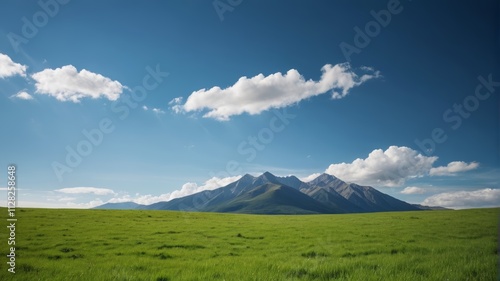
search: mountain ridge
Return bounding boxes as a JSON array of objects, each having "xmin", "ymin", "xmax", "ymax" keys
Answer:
[{"xmin": 96, "ymin": 172, "xmax": 431, "ymax": 214}]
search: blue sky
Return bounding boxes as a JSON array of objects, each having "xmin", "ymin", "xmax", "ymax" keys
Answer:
[{"xmin": 0, "ymin": 0, "xmax": 498, "ymax": 209}]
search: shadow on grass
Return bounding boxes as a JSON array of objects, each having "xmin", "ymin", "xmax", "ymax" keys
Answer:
[{"xmin": 157, "ymin": 244, "xmax": 205, "ymax": 250}]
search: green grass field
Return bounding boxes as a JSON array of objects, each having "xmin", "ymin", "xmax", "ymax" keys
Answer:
[{"xmin": 0, "ymin": 208, "xmax": 498, "ymax": 280}]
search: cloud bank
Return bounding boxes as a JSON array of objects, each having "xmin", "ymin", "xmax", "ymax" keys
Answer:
[
  {"xmin": 171, "ymin": 63, "xmax": 380, "ymax": 120},
  {"xmin": 0, "ymin": 53, "xmax": 26, "ymax": 78},
  {"xmin": 325, "ymin": 146, "xmax": 438, "ymax": 187},
  {"xmin": 429, "ymin": 161, "xmax": 479, "ymax": 176},
  {"xmin": 55, "ymin": 187, "xmax": 115, "ymax": 195},
  {"xmin": 422, "ymin": 188, "xmax": 500, "ymax": 209},
  {"xmin": 295, "ymin": 146, "xmax": 480, "ymax": 187},
  {"xmin": 32, "ymin": 65, "xmax": 126, "ymax": 102},
  {"xmin": 108, "ymin": 175, "xmax": 242, "ymax": 205}
]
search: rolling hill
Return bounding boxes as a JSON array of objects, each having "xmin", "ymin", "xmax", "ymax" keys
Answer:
[{"xmin": 94, "ymin": 202, "xmax": 145, "ymax": 210}]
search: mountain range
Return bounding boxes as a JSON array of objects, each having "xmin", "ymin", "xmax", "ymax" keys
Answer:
[{"xmin": 95, "ymin": 172, "xmax": 440, "ymax": 214}]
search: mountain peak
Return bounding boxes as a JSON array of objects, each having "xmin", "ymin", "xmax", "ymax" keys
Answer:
[
  {"xmin": 101, "ymin": 171, "xmax": 422, "ymax": 214},
  {"xmin": 241, "ymin": 173, "xmax": 256, "ymax": 180},
  {"xmin": 259, "ymin": 171, "xmax": 279, "ymax": 181},
  {"xmin": 308, "ymin": 173, "xmax": 339, "ymax": 183},
  {"xmin": 262, "ymin": 171, "xmax": 276, "ymax": 177}
]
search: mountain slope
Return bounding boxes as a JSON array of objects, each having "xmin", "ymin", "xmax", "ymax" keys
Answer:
[
  {"xmin": 140, "ymin": 172, "xmax": 309, "ymax": 212},
  {"xmin": 305, "ymin": 187, "xmax": 362, "ymax": 213},
  {"xmin": 303, "ymin": 173, "xmax": 364, "ymax": 213},
  {"xmin": 334, "ymin": 183, "xmax": 420, "ymax": 212},
  {"xmin": 303, "ymin": 173, "xmax": 419, "ymax": 212},
  {"xmin": 139, "ymin": 173, "xmax": 263, "ymax": 211},
  {"xmin": 273, "ymin": 174, "xmax": 310, "ymax": 190},
  {"xmin": 208, "ymin": 183, "xmax": 336, "ymax": 214},
  {"xmin": 105, "ymin": 172, "xmax": 425, "ymax": 214}
]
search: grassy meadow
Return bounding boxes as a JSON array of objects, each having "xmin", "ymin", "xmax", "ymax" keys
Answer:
[{"xmin": 0, "ymin": 208, "xmax": 498, "ymax": 280}]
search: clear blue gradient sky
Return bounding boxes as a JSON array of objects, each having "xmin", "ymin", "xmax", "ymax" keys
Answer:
[{"xmin": 0, "ymin": 0, "xmax": 498, "ymax": 209}]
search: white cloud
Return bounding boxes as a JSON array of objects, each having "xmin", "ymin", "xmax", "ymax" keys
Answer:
[
  {"xmin": 107, "ymin": 195, "xmax": 134, "ymax": 204},
  {"xmin": 160, "ymin": 175, "xmax": 242, "ymax": 203},
  {"xmin": 429, "ymin": 161, "xmax": 479, "ymax": 176},
  {"xmin": 174, "ymin": 63, "xmax": 380, "ymax": 120},
  {"xmin": 31, "ymin": 65, "xmax": 126, "ymax": 102},
  {"xmin": 108, "ymin": 175, "xmax": 242, "ymax": 205},
  {"xmin": 325, "ymin": 146, "xmax": 438, "ymax": 187},
  {"xmin": 168, "ymin": 97, "xmax": 183, "ymax": 105},
  {"xmin": 58, "ymin": 197, "xmax": 77, "ymax": 202},
  {"xmin": 301, "ymin": 147, "xmax": 480, "ymax": 188},
  {"xmin": 152, "ymin": 108, "xmax": 165, "ymax": 114},
  {"xmin": 401, "ymin": 186, "xmax": 426, "ymax": 194},
  {"xmin": 422, "ymin": 188, "xmax": 500, "ymax": 209},
  {"xmin": 65, "ymin": 199, "xmax": 105, "ymax": 209},
  {"xmin": 300, "ymin": 173, "xmax": 322, "ymax": 183},
  {"xmin": 55, "ymin": 187, "xmax": 115, "ymax": 195},
  {"xmin": 169, "ymin": 97, "xmax": 184, "ymax": 113},
  {"xmin": 0, "ymin": 53, "xmax": 26, "ymax": 78},
  {"xmin": 10, "ymin": 90, "xmax": 33, "ymax": 100},
  {"xmin": 172, "ymin": 105, "xmax": 183, "ymax": 114},
  {"xmin": 142, "ymin": 105, "xmax": 165, "ymax": 114}
]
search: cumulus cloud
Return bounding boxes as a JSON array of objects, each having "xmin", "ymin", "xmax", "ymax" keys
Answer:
[
  {"xmin": 325, "ymin": 146, "xmax": 438, "ymax": 187},
  {"xmin": 142, "ymin": 105, "xmax": 148, "ymax": 110},
  {"xmin": 31, "ymin": 65, "xmax": 126, "ymax": 102},
  {"xmin": 0, "ymin": 53, "xmax": 26, "ymax": 78},
  {"xmin": 10, "ymin": 90, "xmax": 33, "ymax": 100},
  {"xmin": 173, "ymin": 63, "xmax": 380, "ymax": 120},
  {"xmin": 108, "ymin": 175, "xmax": 242, "ymax": 205},
  {"xmin": 401, "ymin": 186, "xmax": 426, "ymax": 194},
  {"xmin": 429, "ymin": 161, "xmax": 479, "ymax": 176},
  {"xmin": 422, "ymin": 188, "xmax": 500, "ymax": 209},
  {"xmin": 55, "ymin": 187, "xmax": 115, "ymax": 195},
  {"xmin": 301, "ymin": 146, "xmax": 481, "ymax": 187}
]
